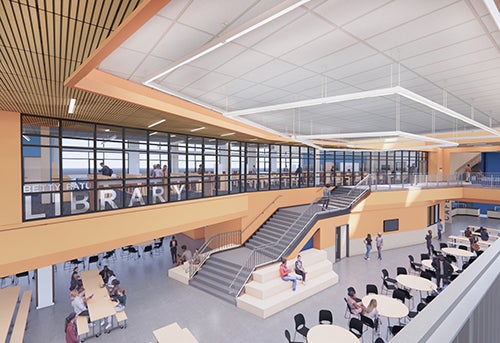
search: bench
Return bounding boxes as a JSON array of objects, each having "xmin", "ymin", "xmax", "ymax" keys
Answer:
[
  {"xmin": 115, "ymin": 310, "xmax": 127, "ymax": 328},
  {"xmin": 76, "ymin": 315, "xmax": 89, "ymax": 338},
  {"xmin": 237, "ymin": 249, "xmax": 339, "ymax": 318},
  {"xmin": 9, "ymin": 290, "xmax": 32, "ymax": 343}
]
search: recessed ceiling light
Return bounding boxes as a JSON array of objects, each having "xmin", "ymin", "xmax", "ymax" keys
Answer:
[
  {"xmin": 68, "ymin": 98, "xmax": 76, "ymax": 114},
  {"xmin": 104, "ymin": 129, "xmax": 110, "ymax": 132},
  {"xmin": 190, "ymin": 126, "xmax": 206, "ymax": 132},
  {"xmin": 170, "ymin": 134, "xmax": 176, "ymax": 138},
  {"xmin": 148, "ymin": 119, "xmax": 166, "ymax": 128},
  {"xmin": 221, "ymin": 132, "xmax": 235, "ymax": 137}
]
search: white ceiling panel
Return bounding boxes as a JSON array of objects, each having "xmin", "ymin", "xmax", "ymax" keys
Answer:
[
  {"xmin": 232, "ymin": 83, "xmax": 276, "ymax": 100},
  {"xmin": 280, "ymin": 29, "xmax": 357, "ymax": 66},
  {"xmin": 150, "ymin": 23, "xmax": 213, "ymax": 61},
  {"xmin": 98, "ymin": 47, "xmax": 145, "ymax": 77},
  {"xmin": 469, "ymin": 0, "xmax": 490, "ymax": 16},
  {"xmin": 222, "ymin": 0, "xmax": 284, "ymax": 33},
  {"xmin": 211, "ymin": 78, "xmax": 255, "ymax": 97},
  {"xmin": 343, "ymin": 0, "xmax": 457, "ymax": 39},
  {"xmin": 178, "ymin": 0, "xmax": 254, "ymax": 35},
  {"xmin": 305, "ymin": 43, "xmax": 377, "ymax": 73},
  {"xmin": 242, "ymin": 59, "xmax": 297, "ymax": 84},
  {"xmin": 160, "ymin": 65, "xmax": 209, "ymax": 89},
  {"xmin": 327, "ymin": 54, "xmax": 392, "ymax": 81},
  {"xmin": 366, "ymin": 1, "xmax": 474, "ymax": 52},
  {"xmin": 157, "ymin": 0, "xmax": 190, "ymax": 20},
  {"xmin": 263, "ymin": 68, "xmax": 317, "ymax": 89},
  {"xmin": 215, "ymin": 49, "xmax": 273, "ymax": 78},
  {"xmin": 122, "ymin": 15, "xmax": 173, "ymax": 53},
  {"xmin": 402, "ymin": 36, "xmax": 493, "ymax": 68},
  {"xmin": 185, "ymin": 71, "xmax": 234, "ymax": 93},
  {"xmin": 252, "ymin": 12, "xmax": 334, "ymax": 57},
  {"xmin": 314, "ymin": 0, "xmax": 393, "ymax": 27},
  {"xmin": 481, "ymin": 14, "xmax": 499, "ymax": 33},
  {"xmin": 131, "ymin": 55, "xmax": 172, "ymax": 80},
  {"xmin": 394, "ymin": 20, "xmax": 486, "ymax": 60},
  {"xmin": 189, "ymin": 42, "xmax": 247, "ymax": 70}
]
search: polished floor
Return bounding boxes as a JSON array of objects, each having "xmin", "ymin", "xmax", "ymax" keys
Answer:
[{"xmin": 15, "ymin": 215, "xmax": 498, "ymax": 343}]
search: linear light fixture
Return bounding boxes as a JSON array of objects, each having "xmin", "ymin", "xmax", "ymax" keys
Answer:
[
  {"xmin": 144, "ymin": 0, "xmax": 311, "ymax": 84},
  {"xmin": 149, "ymin": 131, "xmax": 158, "ymax": 136},
  {"xmin": 22, "ymin": 135, "xmax": 31, "ymax": 142},
  {"xmin": 190, "ymin": 126, "xmax": 206, "ymax": 132},
  {"xmin": 147, "ymin": 119, "xmax": 166, "ymax": 128},
  {"xmin": 220, "ymin": 132, "xmax": 235, "ymax": 137},
  {"xmin": 484, "ymin": 0, "xmax": 500, "ymax": 31},
  {"xmin": 68, "ymin": 98, "xmax": 76, "ymax": 114},
  {"xmin": 225, "ymin": 87, "xmax": 398, "ymax": 117}
]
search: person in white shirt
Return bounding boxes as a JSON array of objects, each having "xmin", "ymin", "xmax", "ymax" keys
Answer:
[
  {"xmin": 376, "ymin": 232, "xmax": 383, "ymax": 260},
  {"xmin": 365, "ymin": 298, "xmax": 381, "ymax": 334}
]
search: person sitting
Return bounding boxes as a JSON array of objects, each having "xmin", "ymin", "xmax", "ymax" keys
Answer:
[
  {"xmin": 99, "ymin": 265, "xmax": 114, "ymax": 284},
  {"xmin": 106, "ymin": 271, "xmax": 117, "ymax": 291},
  {"xmin": 176, "ymin": 245, "xmax": 192, "ymax": 266},
  {"xmin": 191, "ymin": 248, "xmax": 201, "ymax": 265},
  {"xmin": 279, "ymin": 257, "xmax": 297, "ymax": 291},
  {"xmin": 294, "ymin": 255, "xmax": 307, "ymax": 285},
  {"xmin": 365, "ymin": 298, "xmax": 381, "ymax": 333},
  {"xmin": 69, "ymin": 271, "xmax": 82, "ymax": 292},
  {"xmin": 480, "ymin": 227, "xmax": 489, "ymax": 241},
  {"xmin": 109, "ymin": 279, "xmax": 127, "ymax": 311},
  {"xmin": 464, "ymin": 227, "xmax": 472, "ymax": 238},
  {"xmin": 346, "ymin": 288, "xmax": 366, "ymax": 315},
  {"xmin": 70, "ymin": 286, "xmax": 92, "ymax": 325}
]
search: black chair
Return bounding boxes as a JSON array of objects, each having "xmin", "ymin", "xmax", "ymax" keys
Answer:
[
  {"xmin": 349, "ymin": 317, "xmax": 364, "ymax": 339},
  {"xmin": 420, "ymin": 253, "xmax": 430, "ymax": 261},
  {"xmin": 374, "ymin": 338, "xmax": 385, "ymax": 343},
  {"xmin": 476, "ymin": 250, "xmax": 484, "ymax": 257},
  {"xmin": 319, "ymin": 309, "xmax": 333, "ymax": 325},
  {"xmin": 127, "ymin": 246, "xmax": 140, "ymax": 260},
  {"xmin": 439, "ymin": 243, "xmax": 448, "ymax": 249},
  {"xmin": 408, "ymin": 255, "xmax": 422, "ymax": 274},
  {"xmin": 408, "ymin": 302, "xmax": 427, "ymax": 319},
  {"xmin": 284, "ymin": 329, "xmax": 301, "ymax": 343},
  {"xmin": 153, "ymin": 240, "xmax": 164, "ymax": 255},
  {"xmin": 392, "ymin": 289, "xmax": 407, "ymax": 303},
  {"xmin": 15, "ymin": 271, "xmax": 30, "ymax": 285},
  {"xmin": 102, "ymin": 249, "xmax": 117, "ymax": 262},
  {"xmin": 396, "ymin": 267, "xmax": 407, "ymax": 275},
  {"xmin": 420, "ymin": 270, "xmax": 433, "ymax": 281},
  {"xmin": 366, "ymin": 284, "xmax": 378, "ymax": 295},
  {"xmin": 381, "ymin": 269, "xmax": 397, "ymax": 295},
  {"xmin": 360, "ymin": 314, "xmax": 377, "ymax": 341},
  {"xmin": 387, "ymin": 325, "xmax": 405, "ymax": 340},
  {"xmin": 121, "ymin": 245, "xmax": 131, "ymax": 258},
  {"xmin": 87, "ymin": 255, "xmax": 100, "ymax": 269},
  {"xmin": 445, "ymin": 255, "xmax": 457, "ymax": 263},
  {"xmin": 431, "ymin": 244, "xmax": 440, "ymax": 256},
  {"xmin": 293, "ymin": 313, "xmax": 309, "ymax": 341},
  {"xmin": 458, "ymin": 245, "xmax": 468, "ymax": 251},
  {"xmin": 143, "ymin": 245, "xmax": 153, "ymax": 255}
]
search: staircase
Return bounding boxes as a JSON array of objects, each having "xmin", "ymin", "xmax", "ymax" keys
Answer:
[{"xmin": 189, "ymin": 184, "xmax": 370, "ymax": 304}]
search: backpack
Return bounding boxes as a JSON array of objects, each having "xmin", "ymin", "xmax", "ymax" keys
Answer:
[{"xmin": 108, "ymin": 168, "xmax": 113, "ymax": 176}]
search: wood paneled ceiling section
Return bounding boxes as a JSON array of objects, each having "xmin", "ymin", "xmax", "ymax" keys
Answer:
[{"xmin": 0, "ymin": 0, "xmax": 152, "ymax": 126}]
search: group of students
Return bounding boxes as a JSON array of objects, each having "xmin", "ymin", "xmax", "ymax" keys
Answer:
[
  {"xmin": 279, "ymin": 255, "xmax": 307, "ymax": 291},
  {"xmin": 346, "ymin": 287, "xmax": 381, "ymax": 333},
  {"xmin": 65, "ymin": 265, "xmax": 127, "ymax": 343}
]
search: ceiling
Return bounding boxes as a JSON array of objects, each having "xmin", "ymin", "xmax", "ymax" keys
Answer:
[
  {"xmin": 97, "ymin": 0, "xmax": 500, "ymax": 149},
  {"xmin": 1, "ymin": 0, "xmax": 500, "ymax": 150}
]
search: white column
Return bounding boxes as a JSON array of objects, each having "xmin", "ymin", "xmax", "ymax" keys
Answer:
[{"xmin": 36, "ymin": 266, "xmax": 54, "ymax": 309}]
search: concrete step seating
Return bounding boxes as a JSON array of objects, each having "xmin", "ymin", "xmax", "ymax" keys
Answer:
[
  {"xmin": 237, "ymin": 249, "xmax": 338, "ymax": 319},
  {"xmin": 153, "ymin": 322, "xmax": 198, "ymax": 343}
]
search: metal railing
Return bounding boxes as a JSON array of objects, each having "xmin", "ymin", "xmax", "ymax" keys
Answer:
[
  {"xmin": 346, "ymin": 174, "xmax": 371, "ymax": 202},
  {"xmin": 188, "ymin": 230, "xmax": 241, "ymax": 279},
  {"xmin": 228, "ymin": 197, "xmax": 323, "ymax": 297}
]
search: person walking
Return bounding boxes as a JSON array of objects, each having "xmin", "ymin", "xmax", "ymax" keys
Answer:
[
  {"xmin": 364, "ymin": 233, "xmax": 372, "ymax": 260},
  {"xmin": 375, "ymin": 232, "xmax": 383, "ymax": 260},
  {"xmin": 437, "ymin": 219, "xmax": 444, "ymax": 241},
  {"xmin": 425, "ymin": 230, "xmax": 433, "ymax": 257},
  {"xmin": 465, "ymin": 164, "xmax": 471, "ymax": 182},
  {"xmin": 169, "ymin": 235, "xmax": 178, "ymax": 264},
  {"xmin": 321, "ymin": 184, "xmax": 331, "ymax": 210}
]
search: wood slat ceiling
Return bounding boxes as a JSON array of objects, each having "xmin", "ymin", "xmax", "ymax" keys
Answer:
[{"xmin": 0, "ymin": 0, "xmax": 277, "ymax": 143}]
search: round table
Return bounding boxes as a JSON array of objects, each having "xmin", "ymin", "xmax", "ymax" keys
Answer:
[
  {"xmin": 362, "ymin": 294, "xmax": 409, "ymax": 319},
  {"xmin": 307, "ymin": 324, "xmax": 359, "ymax": 343},
  {"xmin": 441, "ymin": 247, "xmax": 474, "ymax": 258},
  {"xmin": 421, "ymin": 259, "xmax": 459, "ymax": 272},
  {"xmin": 396, "ymin": 274, "xmax": 436, "ymax": 292}
]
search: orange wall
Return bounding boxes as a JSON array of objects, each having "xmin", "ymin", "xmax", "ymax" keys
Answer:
[{"xmin": 0, "ymin": 111, "xmax": 22, "ymax": 226}]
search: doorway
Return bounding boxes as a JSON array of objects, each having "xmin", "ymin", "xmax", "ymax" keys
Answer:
[{"xmin": 335, "ymin": 224, "xmax": 349, "ymax": 260}]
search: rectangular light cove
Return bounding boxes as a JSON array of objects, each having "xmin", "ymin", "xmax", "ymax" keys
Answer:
[
  {"xmin": 148, "ymin": 119, "xmax": 166, "ymax": 128},
  {"xmin": 68, "ymin": 98, "xmax": 76, "ymax": 114}
]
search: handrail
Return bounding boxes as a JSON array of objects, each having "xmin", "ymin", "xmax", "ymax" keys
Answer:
[
  {"xmin": 228, "ymin": 197, "xmax": 323, "ymax": 297},
  {"xmin": 241, "ymin": 195, "xmax": 283, "ymax": 236},
  {"xmin": 228, "ymin": 177, "xmax": 372, "ymax": 297},
  {"xmin": 346, "ymin": 174, "xmax": 371, "ymax": 199},
  {"xmin": 188, "ymin": 230, "xmax": 241, "ymax": 279}
]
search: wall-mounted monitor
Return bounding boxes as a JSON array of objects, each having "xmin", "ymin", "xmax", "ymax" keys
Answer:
[{"xmin": 383, "ymin": 219, "xmax": 399, "ymax": 232}]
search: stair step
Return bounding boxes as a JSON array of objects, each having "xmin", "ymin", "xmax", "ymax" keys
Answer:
[{"xmin": 190, "ymin": 281, "xmax": 236, "ymax": 305}]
